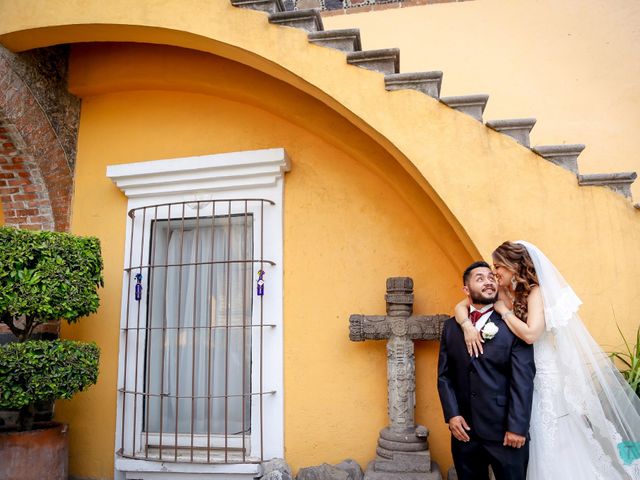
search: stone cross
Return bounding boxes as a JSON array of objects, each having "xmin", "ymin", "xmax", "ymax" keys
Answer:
[{"xmin": 349, "ymin": 277, "xmax": 448, "ymax": 480}]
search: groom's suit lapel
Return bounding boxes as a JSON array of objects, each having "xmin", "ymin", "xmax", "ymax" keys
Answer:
[
  {"xmin": 450, "ymin": 319, "xmax": 473, "ymax": 368},
  {"xmin": 449, "ymin": 312, "xmax": 509, "ymax": 367},
  {"xmin": 469, "ymin": 312, "xmax": 510, "ymax": 365}
]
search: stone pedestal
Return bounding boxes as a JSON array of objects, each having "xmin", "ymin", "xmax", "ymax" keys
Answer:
[{"xmin": 364, "ymin": 425, "xmax": 441, "ymax": 479}]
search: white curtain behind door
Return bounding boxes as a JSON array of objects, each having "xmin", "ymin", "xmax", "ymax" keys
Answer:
[{"xmin": 146, "ymin": 216, "xmax": 252, "ymax": 436}]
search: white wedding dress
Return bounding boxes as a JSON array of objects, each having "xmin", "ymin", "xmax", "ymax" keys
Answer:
[{"xmin": 517, "ymin": 241, "xmax": 640, "ymax": 480}]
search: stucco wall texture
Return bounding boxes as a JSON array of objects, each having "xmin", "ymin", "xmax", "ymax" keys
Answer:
[
  {"xmin": 324, "ymin": 0, "xmax": 640, "ymax": 199},
  {"xmin": 0, "ymin": 0, "xmax": 638, "ymax": 478},
  {"xmin": 60, "ymin": 44, "xmax": 468, "ymax": 477}
]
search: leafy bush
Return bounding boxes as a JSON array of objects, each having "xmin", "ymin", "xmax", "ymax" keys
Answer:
[
  {"xmin": 0, "ymin": 340, "xmax": 100, "ymax": 430},
  {"xmin": 0, "ymin": 227, "xmax": 103, "ymax": 341},
  {"xmin": 0, "ymin": 227, "xmax": 104, "ymax": 431},
  {"xmin": 0, "ymin": 340, "xmax": 100, "ymax": 408},
  {"xmin": 610, "ymin": 325, "xmax": 640, "ymax": 397}
]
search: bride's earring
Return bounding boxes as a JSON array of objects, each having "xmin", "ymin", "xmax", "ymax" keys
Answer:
[{"xmin": 511, "ymin": 277, "xmax": 517, "ymax": 290}]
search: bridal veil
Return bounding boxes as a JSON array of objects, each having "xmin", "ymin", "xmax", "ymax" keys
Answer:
[{"xmin": 516, "ymin": 240, "xmax": 640, "ymax": 479}]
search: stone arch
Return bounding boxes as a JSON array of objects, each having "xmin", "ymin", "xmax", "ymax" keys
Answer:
[{"xmin": 0, "ymin": 0, "xmax": 637, "ymax": 257}]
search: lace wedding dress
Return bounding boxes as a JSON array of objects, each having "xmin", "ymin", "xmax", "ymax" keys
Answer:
[{"xmin": 517, "ymin": 241, "xmax": 640, "ymax": 480}]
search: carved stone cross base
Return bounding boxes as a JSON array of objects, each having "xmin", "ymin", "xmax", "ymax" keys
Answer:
[
  {"xmin": 350, "ymin": 277, "xmax": 447, "ymax": 480},
  {"xmin": 364, "ymin": 426, "xmax": 442, "ymax": 480}
]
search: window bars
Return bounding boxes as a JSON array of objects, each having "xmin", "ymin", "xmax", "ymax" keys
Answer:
[{"xmin": 117, "ymin": 199, "xmax": 274, "ymax": 464}]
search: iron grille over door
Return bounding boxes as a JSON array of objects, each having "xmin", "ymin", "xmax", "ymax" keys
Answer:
[{"xmin": 117, "ymin": 199, "xmax": 274, "ymax": 464}]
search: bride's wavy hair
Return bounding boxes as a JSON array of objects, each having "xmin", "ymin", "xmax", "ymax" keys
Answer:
[{"xmin": 492, "ymin": 241, "xmax": 539, "ymax": 321}]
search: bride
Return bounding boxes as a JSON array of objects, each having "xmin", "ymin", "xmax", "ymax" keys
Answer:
[{"xmin": 454, "ymin": 241, "xmax": 640, "ymax": 479}]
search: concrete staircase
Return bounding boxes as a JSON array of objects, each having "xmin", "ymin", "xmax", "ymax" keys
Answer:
[{"xmin": 230, "ymin": 0, "xmax": 638, "ymax": 204}]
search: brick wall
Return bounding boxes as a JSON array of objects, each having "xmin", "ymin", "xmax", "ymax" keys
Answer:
[
  {"xmin": 0, "ymin": 45, "xmax": 79, "ymax": 231},
  {"xmin": 0, "ymin": 119, "xmax": 55, "ymax": 230}
]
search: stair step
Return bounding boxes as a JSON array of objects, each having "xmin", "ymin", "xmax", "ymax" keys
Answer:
[
  {"xmin": 231, "ymin": 0, "xmax": 284, "ymax": 13},
  {"xmin": 308, "ymin": 29, "xmax": 362, "ymax": 53},
  {"xmin": 532, "ymin": 144, "xmax": 585, "ymax": 174},
  {"xmin": 269, "ymin": 9, "xmax": 323, "ymax": 33},
  {"xmin": 384, "ymin": 71, "xmax": 443, "ymax": 99},
  {"xmin": 578, "ymin": 172, "xmax": 637, "ymax": 199},
  {"xmin": 485, "ymin": 118, "xmax": 536, "ymax": 147},
  {"xmin": 347, "ymin": 48, "xmax": 400, "ymax": 75},
  {"xmin": 440, "ymin": 94, "xmax": 489, "ymax": 122}
]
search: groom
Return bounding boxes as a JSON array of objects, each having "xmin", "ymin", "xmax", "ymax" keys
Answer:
[{"xmin": 437, "ymin": 261, "xmax": 536, "ymax": 480}]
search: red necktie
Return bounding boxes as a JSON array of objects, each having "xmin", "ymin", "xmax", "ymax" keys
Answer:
[{"xmin": 469, "ymin": 308, "xmax": 493, "ymax": 326}]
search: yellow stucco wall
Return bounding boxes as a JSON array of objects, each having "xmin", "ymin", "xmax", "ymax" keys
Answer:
[
  {"xmin": 59, "ymin": 43, "xmax": 470, "ymax": 477},
  {"xmin": 324, "ymin": 0, "xmax": 640, "ymax": 199},
  {"xmin": 0, "ymin": 1, "xmax": 638, "ymax": 478}
]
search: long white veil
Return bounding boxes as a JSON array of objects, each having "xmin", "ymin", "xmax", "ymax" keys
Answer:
[{"xmin": 516, "ymin": 241, "xmax": 640, "ymax": 479}]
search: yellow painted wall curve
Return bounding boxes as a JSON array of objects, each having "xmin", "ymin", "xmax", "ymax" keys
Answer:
[{"xmin": 0, "ymin": 1, "xmax": 638, "ymax": 477}]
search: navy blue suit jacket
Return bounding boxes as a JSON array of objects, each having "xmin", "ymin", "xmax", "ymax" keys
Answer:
[{"xmin": 437, "ymin": 312, "xmax": 536, "ymax": 441}]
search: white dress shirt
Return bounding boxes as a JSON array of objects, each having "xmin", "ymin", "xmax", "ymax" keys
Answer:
[{"xmin": 470, "ymin": 303, "xmax": 494, "ymax": 331}]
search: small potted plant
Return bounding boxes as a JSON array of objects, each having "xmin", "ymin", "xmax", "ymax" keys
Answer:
[
  {"xmin": 610, "ymin": 324, "xmax": 640, "ymax": 398},
  {"xmin": 0, "ymin": 226, "xmax": 103, "ymax": 480}
]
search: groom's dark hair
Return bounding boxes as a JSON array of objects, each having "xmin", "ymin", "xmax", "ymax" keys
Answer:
[{"xmin": 463, "ymin": 261, "xmax": 491, "ymax": 285}]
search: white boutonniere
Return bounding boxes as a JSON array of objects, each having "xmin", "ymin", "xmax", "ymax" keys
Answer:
[{"xmin": 481, "ymin": 321, "xmax": 499, "ymax": 340}]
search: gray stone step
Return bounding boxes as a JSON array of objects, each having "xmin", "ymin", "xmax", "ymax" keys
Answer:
[
  {"xmin": 231, "ymin": 0, "xmax": 284, "ymax": 13},
  {"xmin": 578, "ymin": 172, "xmax": 637, "ymax": 199},
  {"xmin": 532, "ymin": 144, "xmax": 585, "ymax": 174},
  {"xmin": 269, "ymin": 9, "xmax": 323, "ymax": 33},
  {"xmin": 308, "ymin": 29, "xmax": 362, "ymax": 53},
  {"xmin": 440, "ymin": 94, "xmax": 489, "ymax": 122},
  {"xmin": 347, "ymin": 48, "xmax": 400, "ymax": 75},
  {"xmin": 485, "ymin": 118, "xmax": 537, "ymax": 147},
  {"xmin": 384, "ymin": 71, "xmax": 443, "ymax": 99}
]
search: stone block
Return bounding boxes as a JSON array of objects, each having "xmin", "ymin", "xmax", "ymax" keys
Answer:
[
  {"xmin": 364, "ymin": 459, "xmax": 442, "ymax": 480},
  {"xmin": 231, "ymin": 0, "xmax": 285, "ymax": 13},
  {"xmin": 440, "ymin": 94, "xmax": 489, "ymax": 122},
  {"xmin": 385, "ymin": 72, "xmax": 443, "ymax": 99},
  {"xmin": 264, "ymin": 471, "xmax": 293, "ymax": 480},
  {"xmin": 578, "ymin": 172, "xmax": 637, "ymax": 198},
  {"xmin": 378, "ymin": 437, "xmax": 427, "ymax": 451},
  {"xmin": 324, "ymin": 0, "xmax": 345, "ymax": 9},
  {"xmin": 386, "ymin": 276, "xmax": 413, "ymax": 291},
  {"xmin": 532, "ymin": 144, "xmax": 585, "ymax": 174},
  {"xmin": 262, "ymin": 458, "xmax": 293, "ymax": 480},
  {"xmin": 379, "ymin": 426, "xmax": 428, "ymax": 443},
  {"xmin": 485, "ymin": 118, "xmax": 536, "ymax": 147},
  {"xmin": 308, "ymin": 29, "xmax": 362, "ymax": 52},
  {"xmin": 347, "ymin": 49, "xmax": 400, "ymax": 75},
  {"xmin": 297, "ymin": 0, "xmax": 322, "ymax": 9},
  {"xmin": 335, "ymin": 459, "xmax": 364, "ymax": 480},
  {"xmin": 297, "ymin": 463, "xmax": 349, "ymax": 480},
  {"xmin": 373, "ymin": 450, "xmax": 431, "ymax": 472},
  {"xmin": 269, "ymin": 9, "xmax": 324, "ymax": 32}
]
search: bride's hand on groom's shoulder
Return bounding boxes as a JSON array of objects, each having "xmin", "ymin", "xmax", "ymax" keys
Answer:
[
  {"xmin": 462, "ymin": 322, "xmax": 483, "ymax": 357},
  {"xmin": 494, "ymin": 300, "xmax": 509, "ymax": 316}
]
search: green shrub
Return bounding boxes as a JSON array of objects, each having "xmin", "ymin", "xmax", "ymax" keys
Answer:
[
  {"xmin": 0, "ymin": 227, "xmax": 103, "ymax": 341},
  {"xmin": 0, "ymin": 227, "xmax": 104, "ymax": 431},
  {"xmin": 0, "ymin": 340, "xmax": 100, "ymax": 430},
  {"xmin": 0, "ymin": 340, "xmax": 100, "ymax": 409}
]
